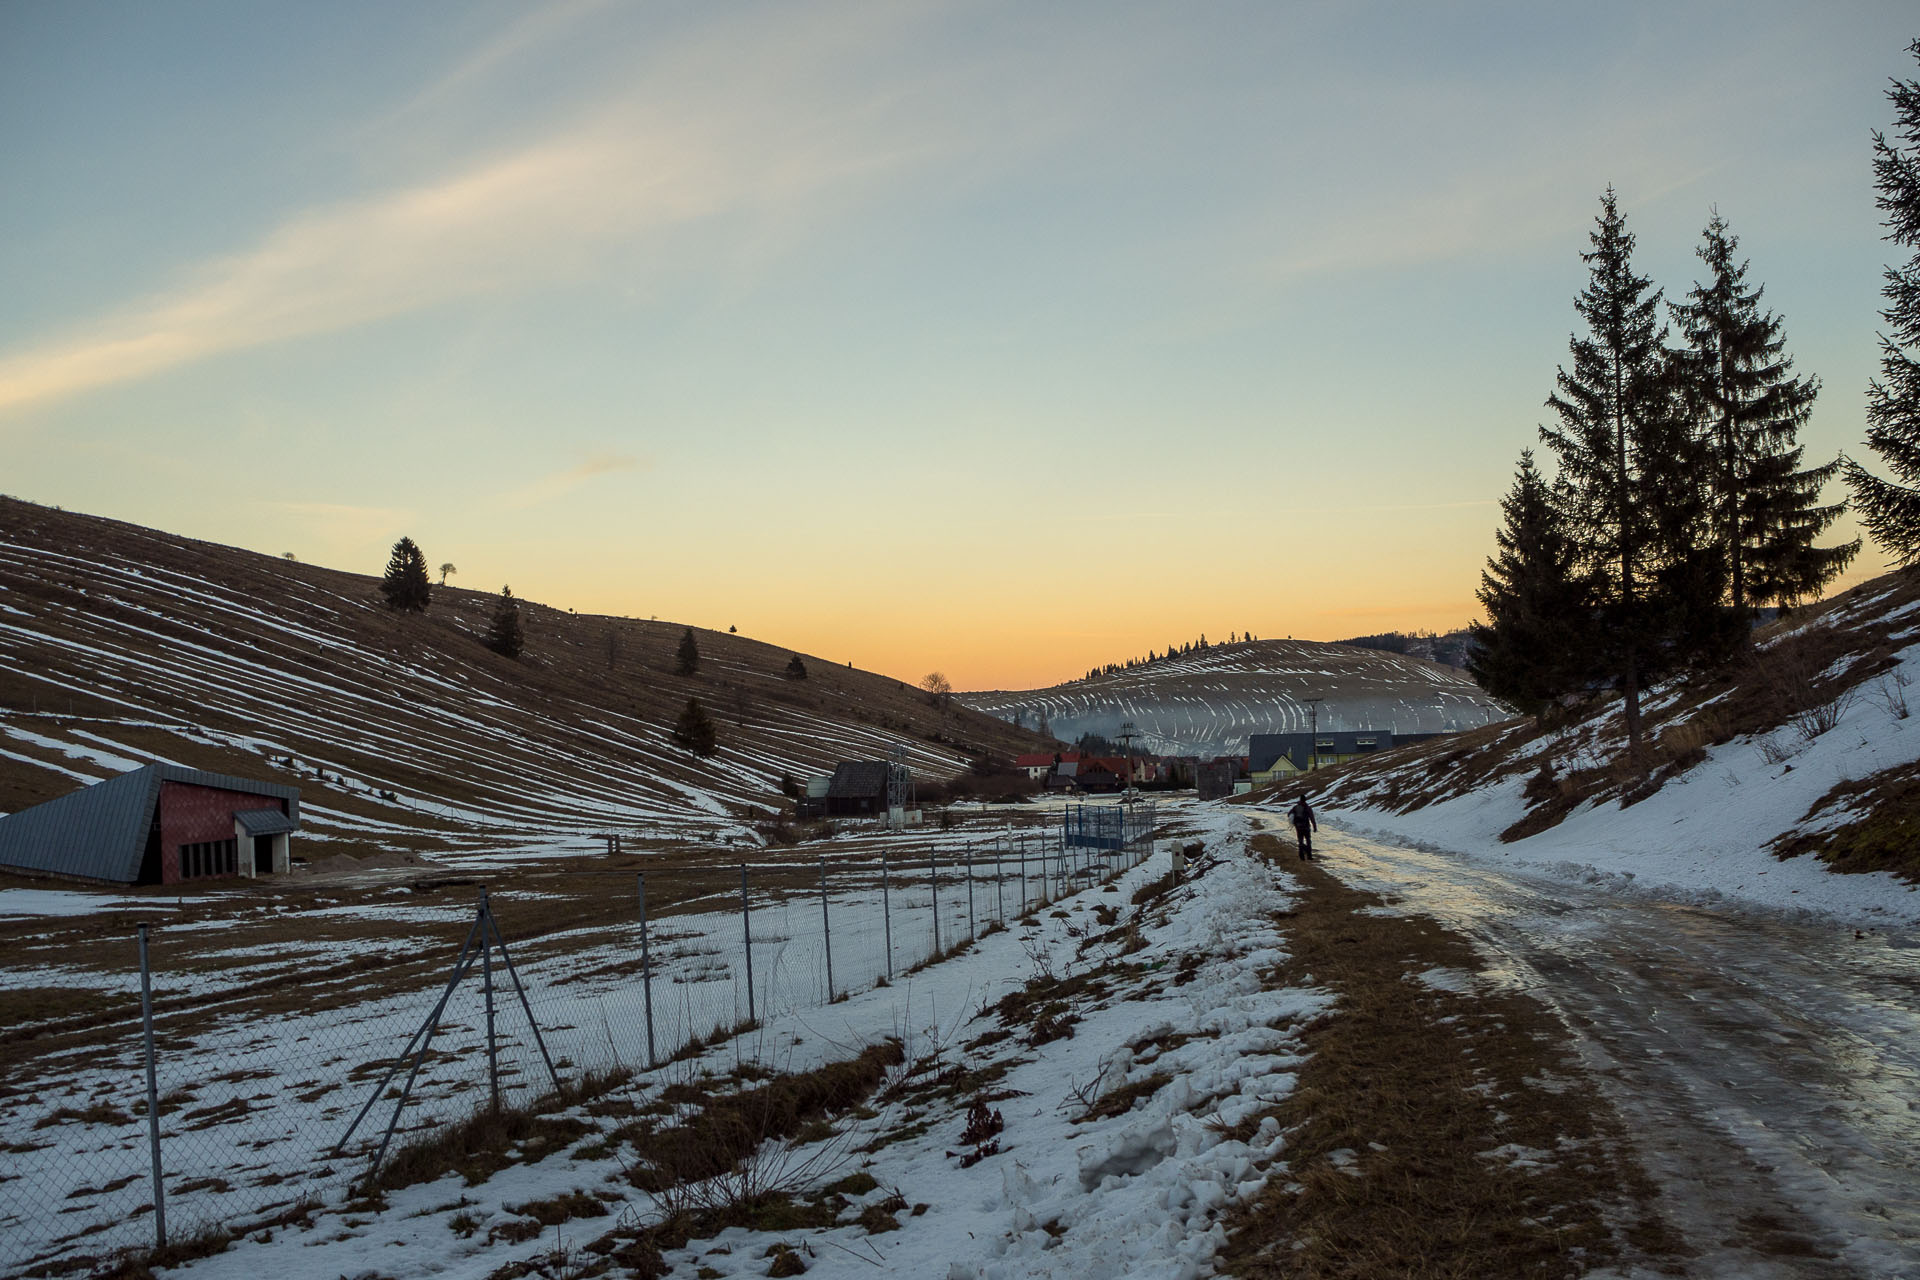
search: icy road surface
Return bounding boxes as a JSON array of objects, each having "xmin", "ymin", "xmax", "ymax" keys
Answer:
[{"xmin": 1291, "ymin": 819, "xmax": 1920, "ymax": 1279}]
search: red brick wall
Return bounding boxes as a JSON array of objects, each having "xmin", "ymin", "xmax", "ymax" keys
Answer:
[{"xmin": 157, "ymin": 783, "xmax": 286, "ymax": 885}]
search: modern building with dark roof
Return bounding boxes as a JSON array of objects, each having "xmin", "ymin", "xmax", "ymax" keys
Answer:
[
  {"xmin": 1249, "ymin": 730, "xmax": 1449, "ymax": 784},
  {"xmin": 0, "ymin": 764, "xmax": 301, "ymax": 885}
]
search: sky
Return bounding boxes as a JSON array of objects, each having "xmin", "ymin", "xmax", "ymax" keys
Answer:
[{"xmin": 2, "ymin": 1, "xmax": 1916, "ymax": 690}]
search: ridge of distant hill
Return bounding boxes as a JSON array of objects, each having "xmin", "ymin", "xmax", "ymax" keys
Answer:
[
  {"xmin": 0, "ymin": 498, "xmax": 1045, "ymax": 864},
  {"xmin": 1334, "ymin": 627, "xmax": 1476, "ymax": 670},
  {"xmin": 960, "ymin": 639, "xmax": 1510, "ymax": 758}
]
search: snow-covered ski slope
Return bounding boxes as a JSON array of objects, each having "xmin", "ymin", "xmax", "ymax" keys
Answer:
[
  {"xmin": 0, "ymin": 498, "xmax": 1043, "ymax": 858},
  {"xmin": 962, "ymin": 639, "xmax": 1507, "ymax": 758}
]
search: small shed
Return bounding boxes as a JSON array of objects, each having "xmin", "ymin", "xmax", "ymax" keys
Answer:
[
  {"xmin": 0, "ymin": 764, "xmax": 301, "ymax": 885},
  {"xmin": 823, "ymin": 761, "xmax": 891, "ymax": 817}
]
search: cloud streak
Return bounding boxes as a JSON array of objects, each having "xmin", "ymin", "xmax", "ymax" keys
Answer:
[
  {"xmin": 0, "ymin": 1, "xmax": 1065, "ymax": 415},
  {"xmin": 503, "ymin": 453, "xmax": 642, "ymax": 510}
]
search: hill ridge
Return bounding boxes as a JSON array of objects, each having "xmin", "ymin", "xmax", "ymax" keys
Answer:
[{"xmin": 0, "ymin": 497, "xmax": 1044, "ymax": 864}]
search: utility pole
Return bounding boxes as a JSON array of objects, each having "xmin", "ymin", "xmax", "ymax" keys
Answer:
[
  {"xmin": 1117, "ymin": 721, "xmax": 1138, "ymax": 802},
  {"xmin": 1304, "ymin": 697, "xmax": 1324, "ymax": 772}
]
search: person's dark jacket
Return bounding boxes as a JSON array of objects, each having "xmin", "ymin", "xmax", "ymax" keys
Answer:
[{"xmin": 1289, "ymin": 798, "xmax": 1316, "ymax": 833}]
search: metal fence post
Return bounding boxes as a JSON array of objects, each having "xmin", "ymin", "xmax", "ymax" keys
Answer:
[
  {"xmin": 136, "ymin": 923, "xmax": 166, "ymax": 1249},
  {"xmin": 740, "ymin": 864, "xmax": 755, "ymax": 1025},
  {"xmin": 930, "ymin": 847, "xmax": 941, "ymax": 956},
  {"xmin": 637, "ymin": 873, "xmax": 656, "ymax": 1069},
  {"xmin": 965, "ymin": 846, "xmax": 976, "ymax": 942},
  {"xmin": 1019, "ymin": 833, "xmax": 1028, "ymax": 913},
  {"xmin": 481, "ymin": 888, "xmax": 498, "ymax": 1114},
  {"xmin": 995, "ymin": 848, "xmax": 1004, "ymax": 922},
  {"xmin": 881, "ymin": 853, "xmax": 894, "ymax": 980},
  {"xmin": 819, "ymin": 856, "xmax": 834, "ymax": 1001}
]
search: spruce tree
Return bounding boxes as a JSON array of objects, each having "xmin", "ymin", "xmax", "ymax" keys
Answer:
[
  {"xmin": 672, "ymin": 696, "xmax": 717, "ymax": 756},
  {"xmin": 1672, "ymin": 212, "xmax": 1855, "ymax": 613},
  {"xmin": 1539, "ymin": 189, "xmax": 1719, "ymax": 758},
  {"xmin": 675, "ymin": 627, "xmax": 700, "ymax": 676},
  {"xmin": 785, "ymin": 653, "xmax": 808, "ymax": 680},
  {"xmin": 1469, "ymin": 452, "xmax": 1594, "ymax": 720},
  {"xmin": 1845, "ymin": 40, "xmax": 1920, "ymax": 562},
  {"xmin": 486, "ymin": 585, "xmax": 524, "ymax": 659},
  {"xmin": 380, "ymin": 537, "xmax": 432, "ymax": 612}
]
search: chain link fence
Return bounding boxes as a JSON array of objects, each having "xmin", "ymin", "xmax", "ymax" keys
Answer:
[{"xmin": 0, "ymin": 805, "xmax": 1155, "ymax": 1274}]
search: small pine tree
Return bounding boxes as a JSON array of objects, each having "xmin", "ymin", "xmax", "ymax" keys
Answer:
[
  {"xmin": 380, "ymin": 537, "xmax": 432, "ymax": 612},
  {"xmin": 672, "ymin": 696, "xmax": 717, "ymax": 756},
  {"xmin": 785, "ymin": 653, "xmax": 808, "ymax": 680},
  {"xmin": 486, "ymin": 585, "xmax": 524, "ymax": 659},
  {"xmin": 676, "ymin": 628, "xmax": 700, "ymax": 676},
  {"xmin": 1469, "ymin": 452, "xmax": 1595, "ymax": 720},
  {"xmin": 1845, "ymin": 39, "xmax": 1920, "ymax": 562}
]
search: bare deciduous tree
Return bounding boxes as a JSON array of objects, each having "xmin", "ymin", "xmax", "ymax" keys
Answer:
[{"xmin": 439, "ymin": 562, "xmax": 457, "ymax": 586}]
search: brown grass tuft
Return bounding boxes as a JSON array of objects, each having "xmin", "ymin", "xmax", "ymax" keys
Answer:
[{"xmin": 1219, "ymin": 834, "xmax": 1681, "ymax": 1279}]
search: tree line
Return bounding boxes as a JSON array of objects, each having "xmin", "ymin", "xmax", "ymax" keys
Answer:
[
  {"xmin": 1473, "ymin": 39, "xmax": 1920, "ymax": 761},
  {"xmin": 1077, "ymin": 630, "xmax": 1261, "ymax": 682}
]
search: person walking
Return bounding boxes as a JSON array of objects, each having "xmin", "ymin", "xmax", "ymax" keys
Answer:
[{"xmin": 1289, "ymin": 795, "xmax": 1318, "ymax": 861}]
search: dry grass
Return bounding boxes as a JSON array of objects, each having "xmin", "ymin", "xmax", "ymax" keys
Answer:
[
  {"xmin": 1219, "ymin": 835, "xmax": 1681, "ymax": 1280},
  {"xmin": 372, "ymin": 1068, "xmax": 631, "ymax": 1192},
  {"xmin": 620, "ymin": 1041, "xmax": 902, "ymax": 1194},
  {"xmin": 1771, "ymin": 757, "xmax": 1920, "ymax": 882}
]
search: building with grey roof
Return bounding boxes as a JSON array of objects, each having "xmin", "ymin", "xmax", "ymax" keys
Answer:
[
  {"xmin": 0, "ymin": 764, "xmax": 301, "ymax": 885},
  {"xmin": 823, "ymin": 760, "xmax": 891, "ymax": 817}
]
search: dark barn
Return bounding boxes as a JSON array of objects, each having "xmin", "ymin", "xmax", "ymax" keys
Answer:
[{"xmin": 823, "ymin": 760, "xmax": 891, "ymax": 817}]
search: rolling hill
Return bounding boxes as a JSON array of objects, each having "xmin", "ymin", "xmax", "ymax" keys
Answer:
[
  {"xmin": 0, "ymin": 497, "xmax": 1046, "ymax": 866},
  {"xmin": 960, "ymin": 638, "xmax": 1510, "ymax": 758}
]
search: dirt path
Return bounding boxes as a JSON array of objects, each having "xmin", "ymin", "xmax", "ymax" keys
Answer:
[{"xmin": 1289, "ymin": 817, "xmax": 1920, "ymax": 1279}]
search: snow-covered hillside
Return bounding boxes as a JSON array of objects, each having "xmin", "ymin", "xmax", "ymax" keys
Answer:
[
  {"xmin": 0, "ymin": 498, "xmax": 1042, "ymax": 859},
  {"xmin": 1249, "ymin": 567, "xmax": 1920, "ymax": 925},
  {"xmin": 963, "ymin": 639, "xmax": 1507, "ymax": 757}
]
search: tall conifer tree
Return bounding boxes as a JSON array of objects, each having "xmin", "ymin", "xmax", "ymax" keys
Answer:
[
  {"xmin": 1845, "ymin": 40, "xmax": 1920, "ymax": 561},
  {"xmin": 1539, "ymin": 190, "xmax": 1666, "ymax": 755},
  {"xmin": 1672, "ymin": 213, "xmax": 1855, "ymax": 612},
  {"xmin": 1469, "ymin": 452, "xmax": 1593, "ymax": 720},
  {"xmin": 1539, "ymin": 189, "xmax": 1723, "ymax": 759},
  {"xmin": 675, "ymin": 627, "xmax": 700, "ymax": 676},
  {"xmin": 380, "ymin": 537, "xmax": 432, "ymax": 612}
]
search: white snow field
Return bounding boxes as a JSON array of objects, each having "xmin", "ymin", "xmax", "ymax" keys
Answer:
[
  {"xmin": 1302, "ymin": 612, "xmax": 1920, "ymax": 929},
  {"xmin": 1, "ymin": 817, "xmax": 1154, "ymax": 1275},
  {"xmin": 15, "ymin": 806, "xmax": 1334, "ymax": 1280},
  {"xmin": 962, "ymin": 638, "xmax": 1507, "ymax": 759}
]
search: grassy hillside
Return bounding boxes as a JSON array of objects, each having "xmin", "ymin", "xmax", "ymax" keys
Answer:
[
  {"xmin": 962, "ymin": 638, "xmax": 1508, "ymax": 757},
  {"xmin": 0, "ymin": 497, "xmax": 1047, "ymax": 865},
  {"xmin": 1245, "ymin": 564, "xmax": 1920, "ymax": 886}
]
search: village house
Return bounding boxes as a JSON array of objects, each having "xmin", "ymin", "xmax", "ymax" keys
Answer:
[{"xmin": 0, "ymin": 763, "xmax": 300, "ymax": 885}]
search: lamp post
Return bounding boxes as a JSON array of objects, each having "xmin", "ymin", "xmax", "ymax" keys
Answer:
[{"xmin": 1304, "ymin": 697, "xmax": 1324, "ymax": 772}]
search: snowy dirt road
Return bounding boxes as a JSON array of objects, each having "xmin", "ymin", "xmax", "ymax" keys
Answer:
[{"xmin": 1285, "ymin": 817, "xmax": 1920, "ymax": 1279}]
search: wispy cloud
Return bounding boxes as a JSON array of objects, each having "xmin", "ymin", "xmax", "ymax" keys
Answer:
[
  {"xmin": 0, "ymin": 0, "xmax": 1083, "ymax": 415},
  {"xmin": 503, "ymin": 453, "xmax": 642, "ymax": 510}
]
